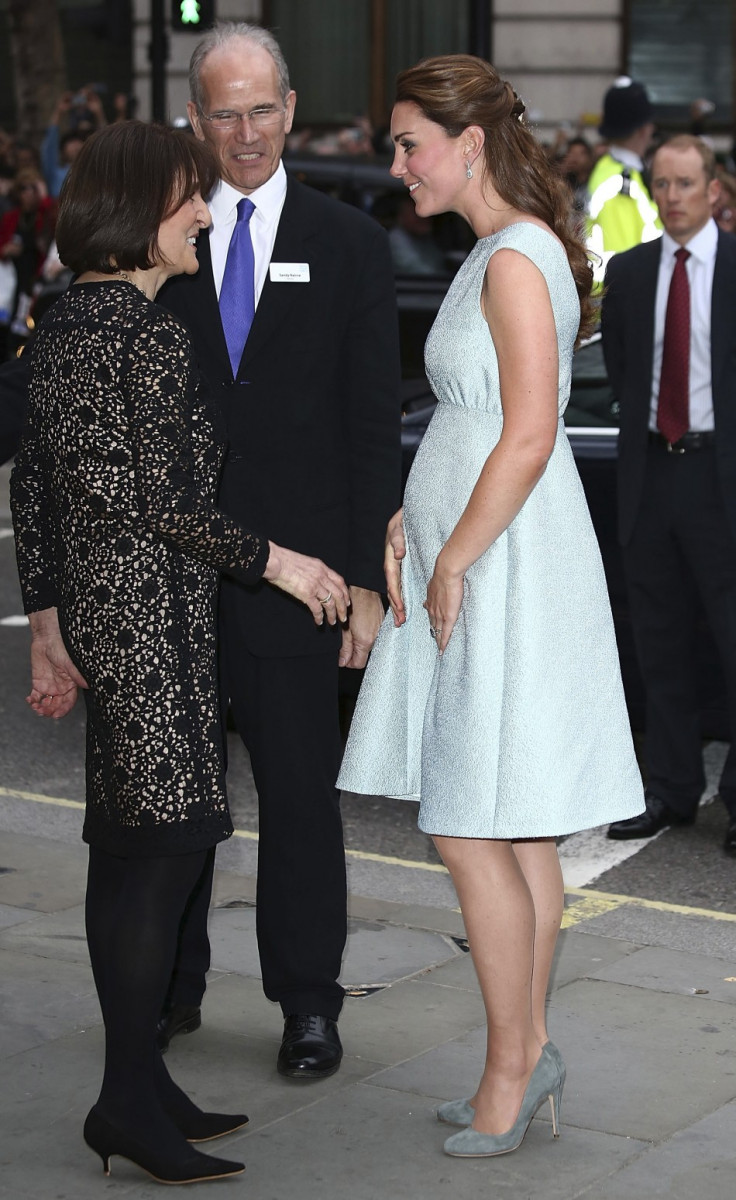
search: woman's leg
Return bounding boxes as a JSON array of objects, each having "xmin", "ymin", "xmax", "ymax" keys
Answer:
[
  {"xmin": 511, "ymin": 839, "xmax": 564, "ymax": 1046},
  {"xmin": 433, "ymin": 835, "xmax": 549, "ymax": 1135},
  {"xmin": 85, "ymin": 847, "xmax": 209, "ymax": 1144}
]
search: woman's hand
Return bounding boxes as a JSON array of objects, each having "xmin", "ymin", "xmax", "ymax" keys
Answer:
[
  {"xmin": 27, "ymin": 608, "xmax": 88, "ymax": 719},
  {"xmin": 424, "ymin": 554, "xmax": 464, "ymax": 655},
  {"xmin": 384, "ymin": 508, "xmax": 406, "ymax": 627},
  {"xmin": 263, "ymin": 542, "xmax": 350, "ymax": 626}
]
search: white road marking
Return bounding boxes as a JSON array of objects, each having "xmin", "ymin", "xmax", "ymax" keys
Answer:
[{"xmin": 560, "ymin": 741, "xmax": 728, "ymax": 887}]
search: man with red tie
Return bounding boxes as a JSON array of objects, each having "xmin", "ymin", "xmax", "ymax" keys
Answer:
[{"xmin": 602, "ymin": 135, "xmax": 736, "ymax": 852}]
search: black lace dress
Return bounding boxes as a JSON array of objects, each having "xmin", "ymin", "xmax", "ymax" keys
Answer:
[{"xmin": 11, "ymin": 281, "xmax": 269, "ymax": 856}]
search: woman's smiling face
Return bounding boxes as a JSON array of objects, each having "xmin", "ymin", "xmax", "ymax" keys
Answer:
[{"xmin": 390, "ymin": 101, "xmax": 469, "ymax": 217}]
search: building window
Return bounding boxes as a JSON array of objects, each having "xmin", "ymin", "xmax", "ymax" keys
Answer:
[
  {"xmin": 627, "ymin": 0, "xmax": 732, "ymax": 127},
  {"xmin": 266, "ymin": 0, "xmax": 468, "ymax": 130}
]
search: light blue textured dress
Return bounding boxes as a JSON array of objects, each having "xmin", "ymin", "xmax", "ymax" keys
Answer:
[{"xmin": 338, "ymin": 223, "xmax": 644, "ymax": 838}]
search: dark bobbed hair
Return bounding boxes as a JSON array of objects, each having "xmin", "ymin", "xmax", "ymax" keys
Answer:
[
  {"xmin": 395, "ymin": 55, "xmax": 595, "ymax": 342},
  {"xmin": 56, "ymin": 121, "xmax": 218, "ymax": 275}
]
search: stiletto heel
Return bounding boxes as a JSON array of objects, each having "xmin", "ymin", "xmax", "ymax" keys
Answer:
[
  {"xmin": 83, "ymin": 1106, "xmax": 245, "ymax": 1183},
  {"xmin": 443, "ymin": 1045, "xmax": 564, "ymax": 1158}
]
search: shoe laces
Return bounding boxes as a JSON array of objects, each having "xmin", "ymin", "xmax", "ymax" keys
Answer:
[{"xmin": 288, "ymin": 1014, "xmax": 321, "ymax": 1034}]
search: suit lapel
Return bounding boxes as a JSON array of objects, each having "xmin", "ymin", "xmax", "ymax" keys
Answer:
[
  {"xmin": 240, "ymin": 180, "xmax": 317, "ymax": 371},
  {"xmin": 190, "ymin": 229, "xmax": 232, "ymax": 373},
  {"xmin": 711, "ymin": 229, "xmax": 736, "ymax": 397},
  {"xmin": 637, "ymin": 240, "xmax": 660, "ymax": 385}
]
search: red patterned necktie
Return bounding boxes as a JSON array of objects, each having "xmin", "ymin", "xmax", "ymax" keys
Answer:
[{"xmin": 656, "ymin": 247, "xmax": 691, "ymax": 445}]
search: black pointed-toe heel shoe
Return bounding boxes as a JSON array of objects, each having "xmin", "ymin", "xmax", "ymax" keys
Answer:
[
  {"xmin": 83, "ymin": 1106, "xmax": 245, "ymax": 1183},
  {"xmin": 181, "ymin": 1111, "xmax": 249, "ymax": 1144}
]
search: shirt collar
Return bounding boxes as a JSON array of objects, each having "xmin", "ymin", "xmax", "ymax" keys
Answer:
[
  {"xmin": 608, "ymin": 145, "xmax": 644, "ymax": 172},
  {"xmin": 661, "ymin": 217, "xmax": 718, "ymax": 266},
  {"xmin": 209, "ymin": 161, "xmax": 287, "ymax": 228}
]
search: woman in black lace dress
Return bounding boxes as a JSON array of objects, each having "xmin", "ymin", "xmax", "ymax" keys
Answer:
[{"xmin": 10, "ymin": 122, "xmax": 349, "ymax": 1185}]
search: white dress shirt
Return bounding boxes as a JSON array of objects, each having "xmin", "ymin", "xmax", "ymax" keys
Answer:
[
  {"xmin": 208, "ymin": 161, "xmax": 288, "ymax": 306},
  {"xmin": 649, "ymin": 218, "xmax": 718, "ymax": 432}
]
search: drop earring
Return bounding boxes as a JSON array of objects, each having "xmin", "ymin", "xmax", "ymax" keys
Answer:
[{"xmin": 466, "ymin": 160, "xmax": 473, "ymax": 180}]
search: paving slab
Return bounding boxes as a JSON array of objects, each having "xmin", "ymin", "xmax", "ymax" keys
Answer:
[
  {"xmin": 336, "ymin": 975, "xmax": 487, "ymax": 1068},
  {"xmin": 576, "ymin": 903, "xmax": 736, "ymax": 960},
  {"xmin": 206, "ymin": 905, "xmax": 464, "ymax": 989},
  {"xmin": 588, "ymin": 944, "xmax": 736, "ymax": 1004},
  {"xmin": 0, "ymin": 901, "xmax": 37, "ymax": 931},
  {"xmin": 0, "ymin": 902, "xmax": 88, "ymax": 965},
  {"xmin": 548, "ymin": 980, "xmax": 736, "ymax": 1141},
  {"xmin": 226, "ymin": 1081, "xmax": 647, "ymax": 1200},
  {"xmin": 0, "ymin": 947, "xmax": 97, "ymax": 1059},
  {"xmin": 0, "ymin": 830, "xmax": 86, "ymax": 912},
  {"xmin": 577, "ymin": 1099, "xmax": 736, "ymax": 1200},
  {"xmin": 548, "ymin": 929, "xmax": 642, "ymax": 991},
  {"xmin": 368, "ymin": 976, "xmax": 736, "ymax": 1145}
]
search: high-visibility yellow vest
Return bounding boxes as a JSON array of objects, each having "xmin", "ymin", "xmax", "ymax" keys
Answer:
[{"xmin": 586, "ymin": 152, "xmax": 662, "ymax": 283}]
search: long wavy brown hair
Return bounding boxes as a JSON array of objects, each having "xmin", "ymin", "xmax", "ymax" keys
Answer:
[{"xmin": 395, "ymin": 55, "xmax": 595, "ymax": 342}]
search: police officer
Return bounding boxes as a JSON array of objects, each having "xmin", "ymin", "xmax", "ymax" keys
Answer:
[{"xmin": 587, "ymin": 77, "xmax": 661, "ymax": 285}]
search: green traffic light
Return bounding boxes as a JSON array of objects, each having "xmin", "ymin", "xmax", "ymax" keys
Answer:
[{"xmin": 180, "ymin": 0, "xmax": 202, "ymax": 25}]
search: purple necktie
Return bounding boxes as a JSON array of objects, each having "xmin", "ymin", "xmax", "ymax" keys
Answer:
[
  {"xmin": 657, "ymin": 247, "xmax": 691, "ymax": 445},
  {"xmin": 219, "ymin": 197, "xmax": 255, "ymax": 377}
]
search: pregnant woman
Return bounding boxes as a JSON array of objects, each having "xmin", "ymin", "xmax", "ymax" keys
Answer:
[{"xmin": 339, "ymin": 56, "xmax": 644, "ymax": 1159}]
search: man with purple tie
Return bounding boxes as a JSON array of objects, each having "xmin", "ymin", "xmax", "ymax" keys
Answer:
[
  {"xmin": 157, "ymin": 22, "xmax": 401, "ymax": 1075},
  {"xmin": 602, "ymin": 135, "xmax": 736, "ymax": 854}
]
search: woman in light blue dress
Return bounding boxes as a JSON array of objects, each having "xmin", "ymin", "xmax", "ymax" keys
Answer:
[{"xmin": 338, "ymin": 56, "xmax": 644, "ymax": 1159}]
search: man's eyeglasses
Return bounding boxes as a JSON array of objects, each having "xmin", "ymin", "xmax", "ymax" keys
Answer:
[{"xmin": 198, "ymin": 106, "xmax": 286, "ymax": 132}]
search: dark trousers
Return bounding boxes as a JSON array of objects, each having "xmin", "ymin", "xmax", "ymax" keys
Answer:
[
  {"xmin": 167, "ymin": 610, "xmax": 347, "ymax": 1021},
  {"xmin": 622, "ymin": 445, "xmax": 736, "ymax": 819}
]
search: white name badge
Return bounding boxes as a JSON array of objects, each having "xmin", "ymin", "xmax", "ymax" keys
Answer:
[{"xmin": 269, "ymin": 262, "xmax": 310, "ymax": 283}]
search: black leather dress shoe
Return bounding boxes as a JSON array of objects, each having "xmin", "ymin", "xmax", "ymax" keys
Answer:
[
  {"xmin": 156, "ymin": 1003, "xmax": 202, "ymax": 1053},
  {"xmin": 724, "ymin": 818, "xmax": 736, "ymax": 856},
  {"xmin": 277, "ymin": 1014, "xmax": 343, "ymax": 1079},
  {"xmin": 607, "ymin": 793, "xmax": 695, "ymax": 840}
]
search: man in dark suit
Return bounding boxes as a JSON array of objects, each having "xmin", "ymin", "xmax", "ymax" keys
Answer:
[
  {"xmin": 602, "ymin": 134, "xmax": 736, "ymax": 853},
  {"xmin": 156, "ymin": 23, "xmax": 401, "ymax": 1075}
]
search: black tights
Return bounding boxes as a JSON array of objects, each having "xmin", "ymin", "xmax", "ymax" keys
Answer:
[{"xmin": 85, "ymin": 846, "xmax": 214, "ymax": 1145}]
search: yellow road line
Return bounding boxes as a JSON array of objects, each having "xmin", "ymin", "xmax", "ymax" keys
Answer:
[
  {"xmin": 0, "ymin": 785, "xmax": 84, "ymax": 810},
  {"xmin": 2, "ymin": 785, "xmax": 735, "ymax": 923},
  {"xmin": 563, "ymin": 885, "xmax": 736, "ymax": 925}
]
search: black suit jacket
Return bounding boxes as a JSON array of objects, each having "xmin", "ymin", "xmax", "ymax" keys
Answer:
[
  {"xmin": 601, "ymin": 227, "xmax": 736, "ymax": 546},
  {"xmin": 159, "ymin": 176, "xmax": 402, "ymax": 657}
]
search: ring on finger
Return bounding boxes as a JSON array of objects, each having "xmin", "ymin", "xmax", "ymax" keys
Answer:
[{"xmin": 319, "ymin": 591, "xmax": 333, "ymax": 606}]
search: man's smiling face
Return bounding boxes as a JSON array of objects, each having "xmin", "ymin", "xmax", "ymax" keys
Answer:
[{"xmin": 188, "ymin": 40, "xmax": 296, "ymax": 195}]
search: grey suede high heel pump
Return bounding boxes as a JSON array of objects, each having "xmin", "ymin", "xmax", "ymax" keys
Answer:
[
  {"xmin": 436, "ymin": 1040, "xmax": 565, "ymax": 1129},
  {"xmin": 443, "ymin": 1044, "xmax": 564, "ymax": 1157}
]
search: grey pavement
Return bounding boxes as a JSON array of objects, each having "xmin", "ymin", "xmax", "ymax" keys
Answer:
[{"xmin": 1, "ymin": 821, "xmax": 736, "ymax": 1199}]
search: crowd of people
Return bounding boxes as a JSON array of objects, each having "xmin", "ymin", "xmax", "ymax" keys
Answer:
[
  {"xmin": 1, "ymin": 19, "xmax": 735, "ymax": 1188},
  {"xmin": 0, "ymin": 87, "xmax": 131, "ymax": 357},
  {"xmin": 3, "ymin": 73, "xmax": 736, "ymax": 344}
]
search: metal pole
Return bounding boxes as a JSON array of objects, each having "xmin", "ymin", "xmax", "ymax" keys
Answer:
[{"xmin": 150, "ymin": 0, "xmax": 168, "ymax": 122}]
